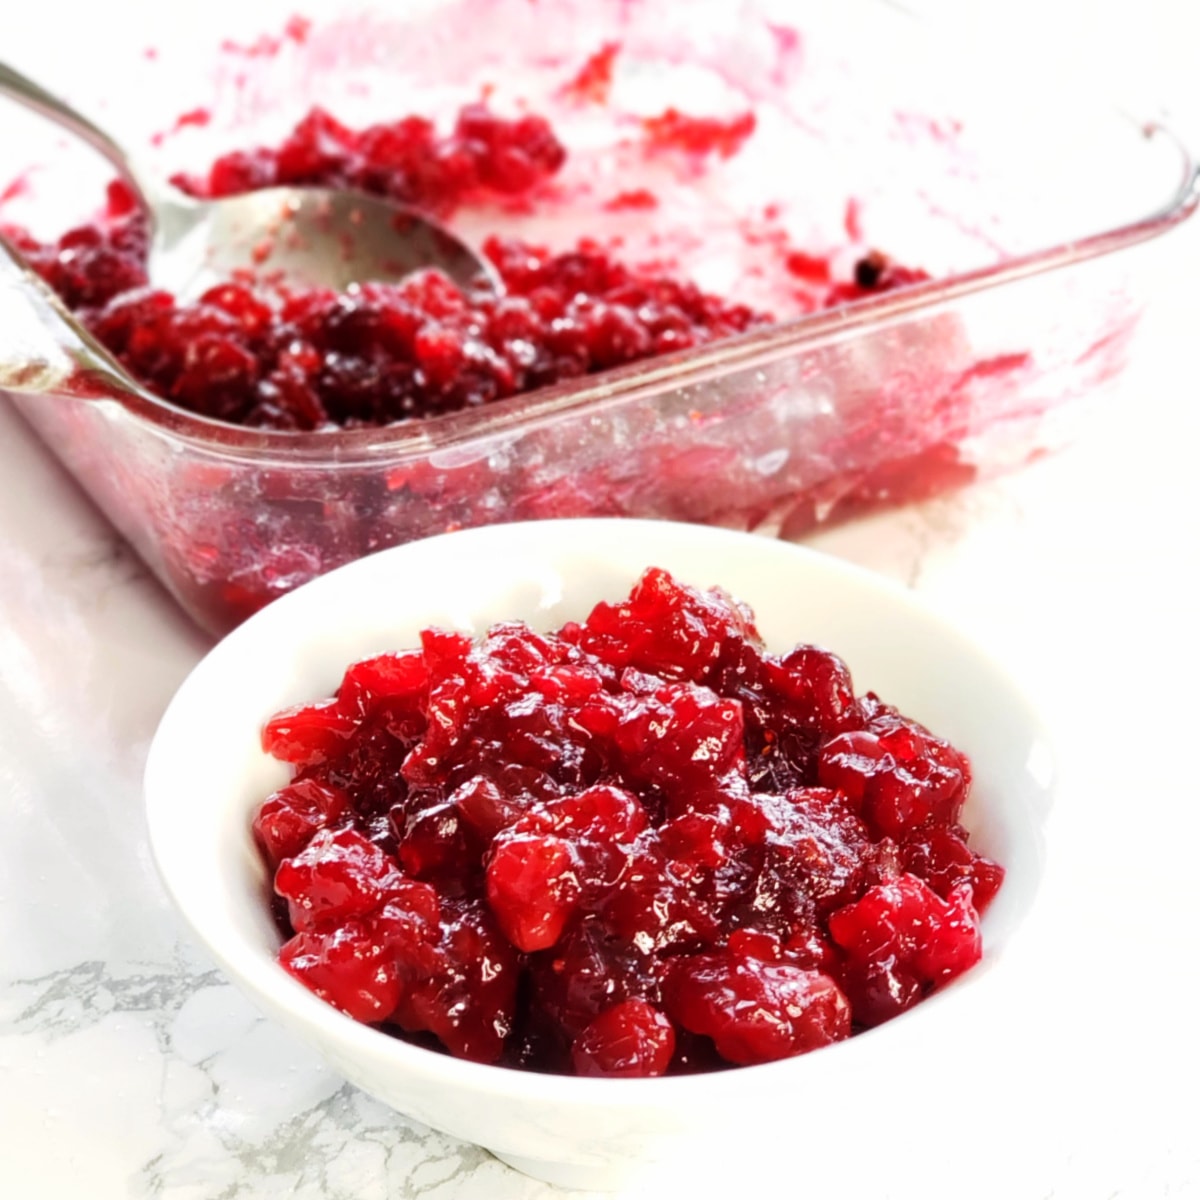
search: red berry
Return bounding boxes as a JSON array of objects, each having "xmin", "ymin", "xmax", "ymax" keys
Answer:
[
  {"xmin": 902, "ymin": 827, "xmax": 1006, "ymax": 913},
  {"xmin": 530, "ymin": 917, "xmax": 661, "ymax": 1042},
  {"xmin": 262, "ymin": 699, "xmax": 358, "ymax": 766},
  {"xmin": 396, "ymin": 800, "xmax": 475, "ymax": 882},
  {"xmin": 663, "ymin": 945, "xmax": 850, "ymax": 1065},
  {"xmin": 579, "ymin": 567, "xmax": 763, "ymax": 684},
  {"xmin": 572, "ymin": 999, "xmax": 676, "ymax": 1078},
  {"xmin": 274, "ymin": 827, "xmax": 402, "ymax": 931},
  {"xmin": 253, "ymin": 778, "xmax": 351, "ymax": 866},
  {"xmin": 818, "ymin": 715, "xmax": 968, "ymax": 840},
  {"xmin": 763, "ymin": 645, "xmax": 858, "ymax": 736},
  {"xmin": 486, "ymin": 834, "xmax": 580, "ymax": 952},
  {"xmin": 391, "ymin": 898, "xmax": 519, "ymax": 1064},
  {"xmin": 828, "ymin": 873, "xmax": 982, "ymax": 1027},
  {"xmin": 280, "ymin": 918, "xmax": 401, "ymax": 1023},
  {"xmin": 338, "ymin": 651, "xmax": 428, "ymax": 714}
]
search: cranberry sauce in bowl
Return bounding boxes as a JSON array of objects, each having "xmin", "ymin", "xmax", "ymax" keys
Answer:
[
  {"xmin": 144, "ymin": 519, "xmax": 1053, "ymax": 1187},
  {"xmin": 254, "ymin": 565, "xmax": 1000, "ymax": 1075}
]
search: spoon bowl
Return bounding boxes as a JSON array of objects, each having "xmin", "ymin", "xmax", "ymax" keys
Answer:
[{"xmin": 152, "ymin": 184, "xmax": 496, "ymax": 300}]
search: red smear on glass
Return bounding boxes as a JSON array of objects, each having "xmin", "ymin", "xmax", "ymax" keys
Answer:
[
  {"xmin": 221, "ymin": 14, "xmax": 310, "ymax": 58},
  {"xmin": 0, "ymin": 172, "xmax": 33, "ymax": 207},
  {"xmin": 151, "ymin": 107, "xmax": 213, "ymax": 146},
  {"xmin": 561, "ymin": 41, "xmax": 621, "ymax": 104},
  {"xmin": 843, "ymin": 198, "xmax": 863, "ymax": 241},
  {"xmin": 642, "ymin": 109, "xmax": 756, "ymax": 159},
  {"xmin": 604, "ymin": 189, "xmax": 659, "ymax": 211},
  {"xmin": 784, "ymin": 250, "xmax": 831, "ymax": 284}
]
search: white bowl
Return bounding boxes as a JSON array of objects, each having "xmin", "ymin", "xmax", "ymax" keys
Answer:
[{"xmin": 144, "ymin": 518, "xmax": 1054, "ymax": 1191}]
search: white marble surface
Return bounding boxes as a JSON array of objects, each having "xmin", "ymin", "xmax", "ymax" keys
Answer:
[{"xmin": 3, "ymin": 5, "xmax": 1200, "ymax": 1198}]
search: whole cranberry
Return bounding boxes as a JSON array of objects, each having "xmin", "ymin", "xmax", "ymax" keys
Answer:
[{"xmin": 572, "ymin": 999, "xmax": 676, "ymax": 1078}]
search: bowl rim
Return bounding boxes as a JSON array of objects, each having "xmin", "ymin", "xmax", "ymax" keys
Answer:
[{"xmin": 144, "ymin": 517, "xmax": 1056, "ymax": 1106}]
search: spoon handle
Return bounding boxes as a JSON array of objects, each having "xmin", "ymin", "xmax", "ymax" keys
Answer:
[
  {"xmin": 0, "ymin": 60, "xmax": 160, "ymax": 214},
  {"xmin": 0, "ymin": 232, "xmax": 138, "ymax": 401}
]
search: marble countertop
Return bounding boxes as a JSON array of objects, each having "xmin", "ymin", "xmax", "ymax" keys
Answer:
[{"xmin": 2, "ymin": 7, "xmax": 1199, "ymax": 1198}]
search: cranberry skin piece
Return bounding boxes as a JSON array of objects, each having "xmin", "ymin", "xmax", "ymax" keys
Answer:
[
  {"xmin": 279, "ymin": 872, "xmax": 441, "ymax": 1023},
  {"xmin": 876, "ymin": 724, "xmax": 966, "ymax": 828},
  {"xmin": 506, "ymin": 784, "xmax": 648, "ymax": 844},
  {"xmin": 818, "ymin": 726, "xmax": 968, "ymax": 840},
  {"xmin": 486, "ymin": 834, "xmax": 581, "ymax": 952},
  {"xmin": 783, "ymin": 925, "xmax": 840, "ymax": 974},
  {"xmin": 657, "ymin": 810, "xmax": 734, "ymax": 872},
  {"xmin": 481, "ymin": 621, "xmax": 565, "ymax": 672},
  {"xmin": 579, "ymin": 567, "xmax": 763, "ymax": 684},
  {"xmin": 612, "ymin": 681, "xmax": 746, "ymax": 812},
  {"xmin": 837, "ymin": 958, "xmax": 925, "ymax": 1028},
  {"xmin": 902, "ymin": 827, "xmax": 1006, "ymax": 913},
  {"xmin": 379, "ymin": 876, "xmax": 441, "ymax": 932},
  {"xmin": 726, "ymin": 927, "xmax": 783, "ymax": 960},
  {"xmin": 338, "ymin": 650, "xmax": 429, "ymax": 715},
  {"xmin": 419, "ymin": 626, "xmax": 474, "ymax": 675},
  {"xmin": 253, "ymin": 778, "xmax": 351, "ymax": 866},
  {"xmin": 274, "ymin": 107, "xmax": 357, "ymax": 183},
  {"xmin": 200, "ymin": 282, "xmax": 273, "ymax": 335},
  {"xmin": 262, "ymin": 698, "xmax": 359, "ymax": 767},
  {"xmin": 323, "ymin": 703, "xmax": 423, "ymax": 825},
  {"xmin": 749, "ymin": 788, "xmax": 877, "ymax": 927},
  {"xmin": 663, "ymin": 947, "xmax": 851, "ymax": 1065},
  {"xmin": 913, "ymin": 882, "xmax": 984, "ymax": 982},
  {"xmin": 274, "ymin": 827, "xmax": 402, "ymax": 932},
  {"xmin": 828, "ymin": 873, "xmax": 982, "ymax": 1027},
  {"xmin": 526, "ymin": 662, "xmax": 609, "ymax": 706},
  {"xmin": 816, "ymin": 728, "xmax": 876, "ymax": 800},
  {"xmin": 279, "ymin": 918, "xmax": 402, "ymax": 1024},
  {"xmin": 396, "ymin": 800, "xmax": 476, "ymax": 884},
  {"xmin": 489, "ymin": 786, "xmax": 652, "ymax": 952},
  {"xmin": 452, "ymin": 775, "xmax": 524, "ymax": 842},
  {"xmin": 491, "ymin": 785, "xmax": 647, "ymax": 916},
  {"xmin": 599, "ymin": 836, "xmax": 725, "ymax": 954},
  {"xmin": 530, "ymin": 917, "xmax": 662, "ymax": 1042},
  {"xmin": 399, "ymin": 630, "xmax": 483, "ymax": 789},
  {"xmin": 861, "ymin": 693, "xmax": 974, "ymax": 787},
  {"xmin": 572, "ymin": 999, "xmax": 677, "ymax": 1078},
  {"xmin": 762, "ymin": 646, "xmax": 858, "ymax": 736},
  {"xmin": 966, "ymin": 856, "xmax": 1005, "ymax": 914},
  {"xmin": 392, "ymin": 898, "xmax": 519, "ymax": 1064}
]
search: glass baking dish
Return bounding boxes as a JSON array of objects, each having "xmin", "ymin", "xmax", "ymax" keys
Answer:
[{"xmin": 1, "ymin": 0, "xmax": 1197, "ymax": 636}]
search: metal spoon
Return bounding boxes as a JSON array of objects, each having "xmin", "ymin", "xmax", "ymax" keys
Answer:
[{"xmin": 0, "ymin": 60, "xmax": 496, "ymax": 300}]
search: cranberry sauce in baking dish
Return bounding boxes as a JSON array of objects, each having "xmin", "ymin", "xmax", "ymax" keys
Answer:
[
  {"xmin": 3, "ymin": 99, "xmax": 925, "ymax": 431},
  {"xmin": 253, "ymin": 569, "xmax": 1001, "ymax": 1076},
  {"xmin": 2, "ymin": 6, "xmax": 1156, "ymax": 642}
]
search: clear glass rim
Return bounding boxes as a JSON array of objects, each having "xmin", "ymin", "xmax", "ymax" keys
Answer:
[{"xmin": 17, "ymin": 119, "xmax": 1200, "ymax": 465}]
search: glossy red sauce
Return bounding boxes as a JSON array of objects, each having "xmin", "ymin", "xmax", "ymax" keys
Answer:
[{"xmin": 254, "ymin": 569, "xmax": 1000, "ymax": 1074}]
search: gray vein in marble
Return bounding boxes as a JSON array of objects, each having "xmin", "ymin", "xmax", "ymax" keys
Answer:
[
  {"xmin": 133, "ymin": 1078, "xmax": 503, "ymax": 1200},
  {"xmin": 8, "ymin": 955, "xmax": 223, "ymax": 1042}
]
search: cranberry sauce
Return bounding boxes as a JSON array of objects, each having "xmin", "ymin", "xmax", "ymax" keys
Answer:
[
  {"xmin": 254, "ymin": 568, "xmax": 1000, "ymax": 1075},
  {"xmin": 4, "ymin": 103, "xmax": 924, "ymax": 431}
]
